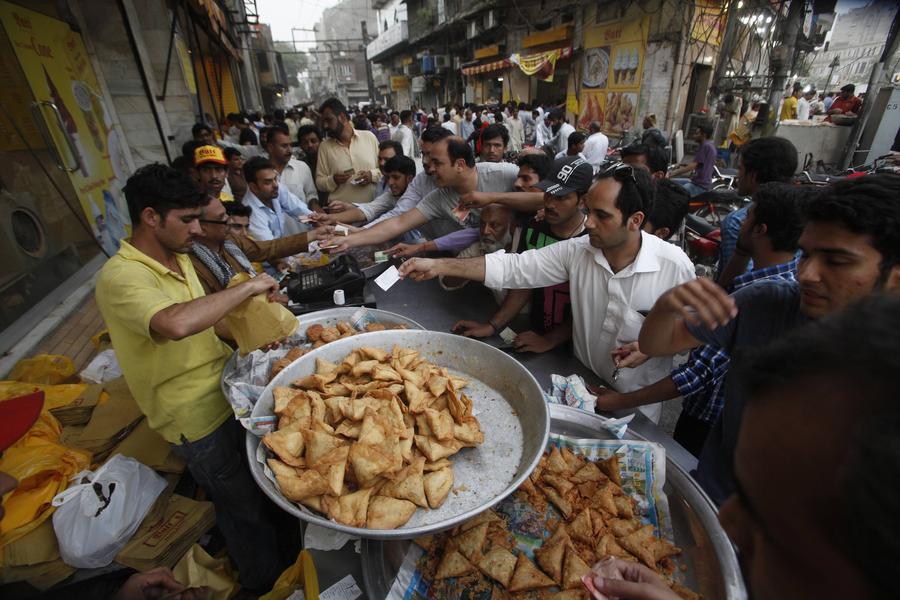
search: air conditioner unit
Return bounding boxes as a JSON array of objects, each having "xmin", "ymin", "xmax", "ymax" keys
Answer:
[
  {"xmin": 466, "ymin": 20, "xmax": 482, "ymax": 40},
  {"xmin": 483, "ymin": 9, "xmax": 499, "ymax": 30},
  {"xmin": 433, "ymin": 55, "xmax": 451, "ymax": 70}
]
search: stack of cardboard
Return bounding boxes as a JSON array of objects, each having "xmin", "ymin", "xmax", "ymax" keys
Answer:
[
  {"xmin": 49, "ymin": 384, "xmax": 103, "ymax": 427},
  {"xmin": 62, "ymin": 378, "xmax": 144, "ymax": 463},
  {"xmin": 116, "ymin": 493, "xmax": 216, "ymax": 571},
  {"xmin": 0, "ymin": 521, "xmax": 75, "ymax": 591}
]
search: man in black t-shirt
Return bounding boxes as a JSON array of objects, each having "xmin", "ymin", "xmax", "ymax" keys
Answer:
[{"xmin": 453, "ymin": 156, "xmax": 593, "ymax": 352}]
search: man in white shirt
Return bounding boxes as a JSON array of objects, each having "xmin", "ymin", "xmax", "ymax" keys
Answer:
[
  {"xmin": 322, "ymin": 136, "xmax": 536, "ymax": 252},
  {"xmin": 392, "ymin": 110, "xmax": 416, "ymax": 158},
  {"xmin": 265, "ymin": 125, "xmax": 319, "ymax": 211},
  {"xmin": 242, "ymin": 156, "xmax": 312, "ymax": 240},
  {"xmin": 797, "ymin": 89, "xmax": 815, "ymax": 120},
  {"xmin": 546, "ymin": 110, "xmax": 575, "ymax": 156},
  {"xmin": 441, "ymin": 113, "xmax": 458, "ymax": 135},
  {"xmin": 399, "ymin": 163, "xmax": 696, "ymax": 422},
  {"xmin": 554, "ymin": 132, "xmax": 587, "ymax": 160},
  {"xmin": 504, "ymin": 105, "xmax": 525, "ymax": 152},
  {"xmin": 582, "ymin": 121, "xmax": 610, "ymax": 171},
  {"xmin": 460, "ymin": 109, "xmax": 475, "ymax": 141},
  {"xmin": 389, "ymin": 111, "xmax": 401, "ymax": 138}
]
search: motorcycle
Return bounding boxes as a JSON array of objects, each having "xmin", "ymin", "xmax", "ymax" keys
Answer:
[{"xmin": 681, "ymin": 213, "xmax": 721, "ymax": 279}]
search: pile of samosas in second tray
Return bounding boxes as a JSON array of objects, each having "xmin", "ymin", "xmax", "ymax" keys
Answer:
[
  {"xmin": 262, "ymin": 345, "xmax": 484, "ymax": 529},
  {"xmin": 413, "ymin": 446, "xmax": 699, "ymax": 599}
]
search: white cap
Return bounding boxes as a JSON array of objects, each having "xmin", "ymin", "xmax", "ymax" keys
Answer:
[{"xmin": 333, "ymin": 289, "xmax": 345, "ymax": 305}]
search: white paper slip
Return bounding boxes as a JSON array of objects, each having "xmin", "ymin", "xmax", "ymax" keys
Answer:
[
  {"xmin": 374, "ymin": 265, "xmax": 401, "ymax": 291},
  {"xmin": 499, "ymin": 327, "xmax": 517, "ymax": 344},
  {"xmin": 317, "ymin": 574, "xmax": 363, "ymax": 600},
  {"xmin": 297, "ymin": 215, "xmax": 315, "ymax": 223},
  {"xmin": 334, "ymin": 224, "xmax": 350, "ymax": 236}
]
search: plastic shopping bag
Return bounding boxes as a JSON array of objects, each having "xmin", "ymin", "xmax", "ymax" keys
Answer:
[
  {"xmin": 51, "ymin": 454, "xmax": 167, "ymax": 568},
  {"xmin": 8, "ymin": 354, "xmax": 76, "ymax": 384},
  {"xmin": 260, "ymin": 549, "xmax": 318, "ymax": 600}
]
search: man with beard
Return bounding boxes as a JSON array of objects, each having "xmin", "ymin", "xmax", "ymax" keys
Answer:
[
  {"xmin": 545, "ymin": 110, "xmax": 575, "ymax": 156},
  {"xmin": 95, "ymin": 164, "xmax": 283, "ymax": 592},
  {"xmin": 451, "ymin": 156, "xmax": 592, "ymax": 354},
  {"xmin": 639, "ymin": 174, "xmax": 900, "ymax": 503},
  {"xmin": 399, "ymin": 163, "xmax": 696, "ymax": 422},
  {"xmin": 314, "ymin": 97, "xmax": 380, "ymax": 204},
  {"xmin": 265, "ymin": 124, "xmax": 319, "ymax": 211}
]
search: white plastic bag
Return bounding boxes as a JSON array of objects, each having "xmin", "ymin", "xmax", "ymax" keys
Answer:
[
  {"xmin": 52, "ymin": 454, "xmax": 167, "ymax": 568},
  {"xmin": 79, "ymin": 349, "xmax": 122, "ymax": 383}
]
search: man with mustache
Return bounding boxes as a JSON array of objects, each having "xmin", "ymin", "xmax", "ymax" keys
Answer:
[{"xmin": 639, "ymin": 174, "xmax": 900, "ymax": 503}]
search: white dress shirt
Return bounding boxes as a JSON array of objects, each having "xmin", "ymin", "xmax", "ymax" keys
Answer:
[
  {"xmin": 504, "ymin": 116, "xmax": 525, "ymax": 152},
  {"xmin": 391, "ymin": 124, "xmax": 415, "ymax": 158},
  {"xmin": 243, "ymin": 187, "xmax": 312, "ymax": 241},
  {"xmin": 484, "ymin": 231, "xmax": 695, "ymax": 422},
  {"xmin": 583, "ymin": 132, "xmax": 610, "ymax": 170},
  {"xmin": 279, "ymin": 157, "xmax": 318, "ymax": 205}
]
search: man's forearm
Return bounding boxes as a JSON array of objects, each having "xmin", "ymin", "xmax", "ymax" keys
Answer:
[
  {"xmin": 490, "ymin": 288, "xmax": 531, "ymax": 328},
  {"xmin": 433, "ymin": 257, "xmax": 486, "ymax": 282},
  {"xmin": 669, "ymin": 163, "xmax": 695, "ymax": 178},
  {"xmin": 542, "ymin": 320, "xmax": 573, "ymax": 349},
  {"xmin": 490, "ymin": 192, "xmax": 544, "ymax": 212},
  {"xmin": 639, "ymin": 306, "xmax": 689, "ymax": 357},
  {"xmin": 716, "ymin": 249, "xmax": 751, "ymax": 289},
  {"xmin": 151, "ymin": 282, "xmax": 258, "ymax": 341},
  {"xmin": 609, "ymin": 377, "xmax": 680, "ymax": 410},
  {"xmin": 349, "ymin": 210, "xmax": 426, "ymax": 247},
  {"xmin": 330, "ymin": 207, "xmax": 367, "ymax": 224}
]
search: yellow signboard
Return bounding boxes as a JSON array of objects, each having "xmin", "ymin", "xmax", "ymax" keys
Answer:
[
  {"xmin": 0, "ymin": 1, "xmax": 131, "ymax": 251},
  {"xmin": 581, "ymin": 16, "xmax": 648, "ymax": 136},
  {"xmin": 390, "ymin": 75, "xmax": 409, "ymax": 91},
  {"xmin": 691, "ymin": 0, "xmax": 725, "ymax": 47}
]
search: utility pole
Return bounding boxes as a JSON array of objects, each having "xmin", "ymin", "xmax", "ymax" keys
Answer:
[
  {"xmin": 360, "ymin": 20, "xmax": 376, "ymax": 103},
  {"xmin": 824, "ymin": 55, "xmax": 840, "ymax": 92},
  {"xmin": 839, "ymin": 6, "xmax": 900, "ymax": 169},
  {"xmin": 766, "ymin": 0, "xmax": 805, "ymax": 130},
  {"xmin": 712, "ymin": 0, "xmax": 741, "ymax": 90}
]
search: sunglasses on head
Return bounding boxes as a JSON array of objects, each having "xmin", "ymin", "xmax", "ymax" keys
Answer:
[{"xmin": 598, "ymin": 161, "xmax": 638, "ymax": 183}]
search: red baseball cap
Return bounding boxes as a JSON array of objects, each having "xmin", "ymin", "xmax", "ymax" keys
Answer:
[{"xmin": 0, "ymin": 391, "xmax": 43, "ymax": 452}]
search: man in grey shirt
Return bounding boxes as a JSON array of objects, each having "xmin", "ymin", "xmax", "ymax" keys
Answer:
[{"xmin": 323, "ymin": 136, "xmax": 538, "ymax": 253}]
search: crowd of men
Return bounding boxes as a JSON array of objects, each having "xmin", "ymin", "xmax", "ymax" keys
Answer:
[{"xmin": 79, "ymin": 94, "xmax": 900, "ymax": 598}]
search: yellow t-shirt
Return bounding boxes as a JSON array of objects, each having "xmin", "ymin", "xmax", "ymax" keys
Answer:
[
  {"xmin": 780, "ymin": 96, "xmax": 798, "ymax": 120},
  {"xmin": 95, "ymin": 240, "xmax": 232, "ymax": 444}
]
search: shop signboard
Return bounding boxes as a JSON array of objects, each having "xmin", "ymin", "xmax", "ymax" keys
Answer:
[
  {"xmin": 580, "ymin": 16, "xmax": 649, "ymax": 137},
  {"xmin": 390, "ymin": 75, "xmax": 409, "ymax": 91},
  {"xmin": 0, "ymin": 2, "xmax": 131, "ymax": 253}
]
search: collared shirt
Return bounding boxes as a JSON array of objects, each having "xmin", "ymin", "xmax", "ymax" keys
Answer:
[
  {"xmin": 279, "ymin": 157, "xmax": 318, "ymax": 205},
  {"xmin": 392, "ymin": 124, "xmax": 415, "ymax": 157},
  {"xmin": 673, "ymin": 258, "xmax": 799, "ymax": 424},
  {"xmin": 315, "ymin": 128, "xmax": 381, "ymax": 204},
  {"xmin": 416, "ymin": 162, "xmax": 519, "ymax": 233},
  {"xmin": 95, "ymin": 240, "xmax": 232, "ymax": 444},
  {"xmin": 459, "ymin": 119, "xmax": 475, "ymax": 141},
  {"xmin": 717, "ymin": 205, "xmax": 750, "ymax": 273},
  {"xmin": 243, "ymin": 187, "xmax": 311, "ymax": 241},
  {"xmin": 365, "ymin": 170, "xmax": 435, "ymax": 242},
  {"xmin": 484, "ymin": 232, "xmax": 695, "ymax": 422},
  {"xmin": 505, "ymin": 116, "xmax": 525, "ymax": 152},
  {"xmin": 549, "ymin": 123, "xmax": 575, "ymax": 154}
]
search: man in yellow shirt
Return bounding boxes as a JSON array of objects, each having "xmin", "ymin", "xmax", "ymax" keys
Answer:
[
  {"xmin": 780, "ymin": 87, "xmax": 800, "ymax": 121},
  {"xmin": 95, "ymin": 164, "xmax": 283, "ymax": 592},
  {"xmin": 314, "ymin": 97, "xmax": 381, "ymax": 204}
]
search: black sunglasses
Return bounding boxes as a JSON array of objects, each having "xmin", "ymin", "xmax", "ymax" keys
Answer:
[{"xmin": 598, "ymin": 161, "xmax": 638, "ymax": 183}]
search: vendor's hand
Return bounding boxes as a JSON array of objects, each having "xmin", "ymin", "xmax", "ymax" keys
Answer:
[
  {"xmin": 513, "ymin": 330, "xmax": 554, "ymax": 354},
  {"xmin": 459, "ymin": 191, "xmax": 493, "ymax": 209},
  {"xmin": 354, "ymin": 170, "xmax": 373, "ymax": 185},
  {"xmin": 586, "ymin": 557, "xmax": 680, "ymax": 600},
  {"xmin": 387, "ymin": 242, "xmax": 424, "ymax": 259},
  {"xmin": 324, "ymin": 200, "xmax": 355, "ymax": 213},
  {"xmin": 655, "ymin": 278, "xmax": 737, "ymax": 329},
  {"xmin": 113, "ymin": 567, "xmax": 185, "ymax": 600},
  {"xmin": 247, "ymin": 273, "xmax": 279, "ymax": 300},
  {"xmin": 451, "ymin": 320, "xmax": 494, "ymax": 338},
  {"xmin": 593, "ymin": 387, "xmax": 628, "ymax": 413},
  {"xmin": 398, "ymin": 257, "xmax": 441, "ymax": 281},
  {"xmin": 612, "ymin": 341, "xmax": 649, "ymax": 369}
]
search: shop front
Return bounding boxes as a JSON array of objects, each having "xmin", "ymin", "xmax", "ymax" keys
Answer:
[{"xmin": 0, "ymin": 1, "xmax": 131, "ymax": 356}]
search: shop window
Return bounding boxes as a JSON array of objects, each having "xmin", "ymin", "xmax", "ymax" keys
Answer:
[{"xmin": 340, "ymin": 64, "xmax": 353, "ymax": 77}]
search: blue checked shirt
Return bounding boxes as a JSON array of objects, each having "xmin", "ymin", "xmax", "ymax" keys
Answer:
[{"xmin": 673, "ymin": 258, "xmax": 799, "ymax": 423}]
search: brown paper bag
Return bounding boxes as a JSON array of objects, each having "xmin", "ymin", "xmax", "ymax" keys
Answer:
[
  {"xmin": 223, "ymin": 273, "xmax": 298, "ymax": 355},
  {"xmin": 172, "ymin": 544, "xmax": 238, "ymax": 600}
]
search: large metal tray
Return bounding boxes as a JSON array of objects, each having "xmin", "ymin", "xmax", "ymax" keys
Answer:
[
  {"xmin": 360, "ymin": 403, "xmax": 747, "ymax": 599},
  {"xmin": 245, "ymin": 330, "xmax": 551, "ymax": 540},
  {"xmin": 221, "ymin": 308, "xmax": 424, "ymax": 406}
]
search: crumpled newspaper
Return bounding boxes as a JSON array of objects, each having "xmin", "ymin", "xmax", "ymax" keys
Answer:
[{"xmin": 543, "ymin": 374, "xmax": 634, "ymax": 439}]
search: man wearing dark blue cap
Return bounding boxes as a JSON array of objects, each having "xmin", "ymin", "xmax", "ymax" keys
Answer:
[{"xmin": 401, "ymin": 160, "xmax": 696, "ymax": 422}]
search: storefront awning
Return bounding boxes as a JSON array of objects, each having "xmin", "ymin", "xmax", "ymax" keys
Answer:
[
  {"xmin": 461, "ymin": 58, "xmax": 511, "ymax": 76},
  {"xmin": 510, "ymin": 46, "xmax": 572, "ymax": 82}
]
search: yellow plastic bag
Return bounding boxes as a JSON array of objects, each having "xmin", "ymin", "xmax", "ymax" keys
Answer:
[
  {"xmin": 8, "ymin": 355, "xmax": 75, "ymax": 385},
  {"xmin": 0, "ymin": 408, "xmax": 91, "ymax": 548},
  {"xmin": 260, "ymin": 549, "xmax": 318, "ymax": 600},
  {"xmin": 0, "ymin": 382, "xmax": 88, "ymax": 412},
  {"xmin": 171, "ymin": 544, "xmax": 238, "ymax": 600},
  {"xmin": 223, "ymin": 273, "xmax": 298, "ymax": 355}
]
